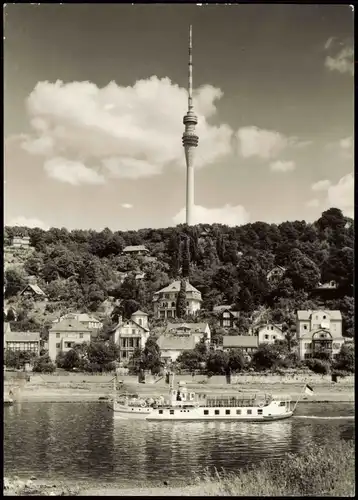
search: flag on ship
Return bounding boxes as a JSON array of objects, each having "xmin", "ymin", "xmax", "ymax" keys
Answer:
[{"xmin": 304, "ymin": 384, "xmax": 314, "ymax": 396}]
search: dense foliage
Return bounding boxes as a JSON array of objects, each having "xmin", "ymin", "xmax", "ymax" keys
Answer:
[{"xmin": 4, "ymin": 207, "xmax": 354, "ymax": 339}]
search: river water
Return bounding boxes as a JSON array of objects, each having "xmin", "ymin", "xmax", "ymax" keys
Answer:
[{"xmin": 4, "ymin": 402, "xmax": 354, "ymax": 487}]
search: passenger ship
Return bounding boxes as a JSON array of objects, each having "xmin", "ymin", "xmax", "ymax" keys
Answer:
[{"xmin": 111, "ymin": 378, "xmax": 294, "ymax": 422}]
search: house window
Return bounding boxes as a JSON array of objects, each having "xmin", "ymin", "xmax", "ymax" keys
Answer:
[
  {"xmin": 279, "ymin": 402, "xmax": 286, "ymax": 407},
  {"xmin": 172, "ymin": 302, "xmax": 175, "ymax": 307},
  {"xmin": 323, "ymin": 315, "xmax": 326, "ymax": 319},
  {"xmin": 304, "ymin": 353, "xmax": 311, "ymax": 359},
  {"xmin": 132, "ymin": 329, "xmax": 136, "ymax": 335},
  {"xmin": 122, "ymin": 351, "xmax": 127, "ymax": 358},
  {"xmin": 223, "ymin": 312, "xmax": 230, "ymax": 318},
  {"xmin": 272, "ymin": 336, "xmax": 276, "ymax": 340},
  {"xmin": 271, "ymin": 326, "xmax": 274, "ymax": 330},
  {"xmin": 258, "ymin": 409, "xmax": 263, "ymax": 415},
  {"xmin": 56, "ymin": 343, "xmax": 60, "ymax": 348},
  {"xmin": 215, "ymin": 409, "xmax": 220, "ymax": 415},
  {"xmin": 80, "ymin": 333, "xmax": 83, "ymax": 339},
  {"xmin": 186, "ymin": 302, "xmax": 189, "ymax": 307},
  {"xmin": 204, "ymin": 410, "xmax": 209, "ymax": 415},
  {"xmin": 303, "ymin": 325, "xmax": 307, "ymax": 330},
  {"xmin": 223, "ymin": 320, "xmax": 231, "ymax": 327},
  {"xmin": 264, "ymin": 334, "xmax": 269, "ymax": 340},
  {"xmin": 247, "ymin": 409, "xmax": 252, "ymax": 415},
  {"xmin": 167, "ymin": 311, "xmax": 173, "ymax": 318},
  {"xmin": 236, "ymin": 409, "xmax": 241, "ymax": 415},
  {"xmin": 56, "ymin": 333, "xmax": 60, "ymax": 338},
  {"xmin": 304, "ymin": 342, "xmax": 312, "ymax": 349},
  {"xmin": 138, "ymin": 318, "xmax": 142, "ymax": 326},
  {"xmin": 225, "ymin": 409, "xmax": 230, "ymax": 415}
]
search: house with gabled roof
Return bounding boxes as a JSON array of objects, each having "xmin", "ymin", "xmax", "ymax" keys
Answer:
[
  {"xmin": 109, "ymin": 310, "xmax": 150, "ymax": 362},
  {"xmin": 5, "ymin": 330, "xmax": 41, "ymax": 355},
  {"xmin": 255, "ymin": 322, "xmax": 285, "ymax": 345},
  {"xmin": 157, "ymin": 334, "xmax": 199, "ymax": 363},
  {"xmin": 213, "ymin": 305, "xmax": 240, "ymax": 328},
  {"xmin": 266, "ymin": 265, "xmax": 286, "ymax": 282},
  {"xmin": 19, "ymin": 283, "xmax": 47, "ymax": 300},
  {"xmin": 222, "ymin": 335, "xmax": 258, "ymax": 354},
  {"xmin": 52, "ymin": 313, "xmax": 103, "ymax": 331},
  {"xmin": 153, "ymin": 280, "xmax": 202, "ymax": 319},
  {"xmin": 122, "ymin": 245, "xmax": 149, "ymax": 256},
  {"xmin": 296, "ymin": 310, "xmax": 345, "ymax": 360},
  {"xmin": 48, "ymin": 318, "xmax": 91, "ymax": 361}
]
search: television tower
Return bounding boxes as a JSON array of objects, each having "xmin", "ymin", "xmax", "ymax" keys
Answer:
[{"xmin": 182, "ymin": 25, "xmax": 199, "ymax": 226}]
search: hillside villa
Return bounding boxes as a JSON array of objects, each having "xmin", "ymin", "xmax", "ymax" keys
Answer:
[
  {"xmin": 222, "ymin": 335, "xmax": 258, "ymax": 354},
  {"xmin": 157, "ymin": 322, "xmax": 210, "ymax": 363},
  {"xmin": 48, "ymin": 318, "xmax": 91, "ymax": 362},
  {"xmin": 4, "ymin": 329, "xmax": 41, "ymax": 356},
  {"xmin": 153, "ymin": 280, "xmax": 202, "ymax": 319},
  {"xmin": 214, "ymin": 306, "xmax": 240, "ymax": 328},
  {"xmin": 122, "ymin": 245, "xmax": 149, "ymax": 256},
  {"xmin": 109, "ymin": 310, "xmax": 150, "ymax": 361},
  {"xmin": 296, "ymin": 310, "xmax": 345, "ymax": 360},
  {"xmin": 10, "ymin": 236, "xmax": 31, "ymax": 249},
  {"xmin": 266, "ymin": 265, "xmax": 286, "ymax": 282},
  {"xmin": 255, "ymin": 322, "xmax": 285, "ymax": 344},
  {"xmin": 18, "ymin": 284, "xmax": 47, "ymax": 300}
]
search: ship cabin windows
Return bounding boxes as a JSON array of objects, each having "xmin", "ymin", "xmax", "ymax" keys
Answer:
[
  {"xmin": 225, "ymin": 409, "xmax": 230, "ymax": 415},
  {"xmin": 258, "ymin": 409, "xmax": 263, "ymax": 415},
  {"xmin": 159, "ymin": 410, "xmax": 163, "ymax": 414},
  {"xmin": 204, "ymin": 410, "xmax": 209, "ymax": 415},
  {"xmin": 247, "ymin": 409, "xmax": 252, "ymax": 415},
  {"xmin": 170, "ymin": 410, "xmax": 174, "ymax": 415},
  {"xmin": 215, "ymin": 409, "xmax": 220, "ymax": 415},
  {"xmin": 279, "ymin": 402, "xmax": 286, "ymax": 407},
  {"xmin": 236, "ymin": 409, "xmax": 242, "ymax": 415}
]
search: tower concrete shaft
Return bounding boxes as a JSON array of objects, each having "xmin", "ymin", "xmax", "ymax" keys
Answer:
[{"xmin": 182, "ymin": 24, "xmax": 198, "ymax": 226}]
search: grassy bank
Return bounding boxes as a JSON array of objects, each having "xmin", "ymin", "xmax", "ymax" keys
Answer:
[{"xmin": 5, "ymin": 440, "xmax": 354, "ymax": 496}]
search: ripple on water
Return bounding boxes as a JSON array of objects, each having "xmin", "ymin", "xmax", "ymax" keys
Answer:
[{"xmin": 4, "ymin": 402, "xmax": 355, "ymax": 485}]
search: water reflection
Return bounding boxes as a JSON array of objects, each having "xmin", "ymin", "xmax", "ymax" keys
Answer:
[{"xmin": 4, "ymin": 402, "xmax": 354, "ymax": 485}]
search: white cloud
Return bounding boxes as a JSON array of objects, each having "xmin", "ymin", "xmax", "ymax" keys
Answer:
[
  {"xmin": 340, "ymin": 136, "xmax": 353, "ymax": 149},
  {"xmin": 325, "ymin": 45, "xmax": 354, "ymax": 76},
  {"xmin": 173, "ymin": 204, "xmax": 249, "ymax": 226},
  {"xmin": 7, "ymin": 216, "xmax": 49, "ymax": 229},
  {"xmin": 305, "ymin": 198, "xmax": 320, "ymax": 208},
  {"xmin": 237, "ymin": 126, "xmax": 308, "ymax": 160},
  {"xmin": 22, "ymin": 78, "xmax": 234, "ymax": 185},
  {"xmin": 311, "ymin": 179, "xmax": 332, "ymax": 191},
  {"xmin": 326, "ymin": 172, "xmax": 354, "ymax": 218},
  {"xmin": 121, "ymin": 203, "xmax": 133, "ymax": 209},
  {"xmin": 269, "ymin": 160, "xmax": 295, "ymax": 173},
  {"xmin": 44, "ymin": 157, "xmax": 106, "ymax": 186}
]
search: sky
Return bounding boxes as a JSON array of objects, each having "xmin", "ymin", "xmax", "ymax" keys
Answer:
[{"xmin": 4, "ymin": 4, "xmax": 354, "ymax": 231}]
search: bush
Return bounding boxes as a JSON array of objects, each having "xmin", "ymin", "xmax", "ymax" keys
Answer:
[
  {"xmin": 333, "ymin": 344, "xmax": 354, "ymax": 373},
  {"xmin": 305, "ymin": 358, "xmax": 330, "ymax": 374},
  {"xmin": 33, "ymin": 355, "xmax": 56, "ymax": 373},
  {"xmin": 196, "ymin": 440, "xmax": 354, "ymax": 496}
]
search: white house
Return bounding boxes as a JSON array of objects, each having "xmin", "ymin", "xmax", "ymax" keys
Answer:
[
  {"xmin": 156, "ymin": 322, "xmax": 210, "ymax": 364},
  {"xmin": 153, "ymin": 280, "xmax": 202, "ymax": 319},
  {"xmin": 109, "ymin": 310, "xmax": 150, "ymax": 362},
  {"xmin": 266, "ymin": 266, "xmax": 286, "ymax": 282},
  {"xmin": 48, "ymin": 318, "xmax": 91, "ymax": 362},
  {"xmin": 256, "ymin": 323, "xmax": 285, "ymax": 345},
  {"xmin": 296, "ymin": 310, "xmax": 345, "ymax": 360}
]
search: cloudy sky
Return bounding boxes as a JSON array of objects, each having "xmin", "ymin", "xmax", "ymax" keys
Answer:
[{"xmin": 4, "ymin": 4, "xmax": 354, "ymax": 231}]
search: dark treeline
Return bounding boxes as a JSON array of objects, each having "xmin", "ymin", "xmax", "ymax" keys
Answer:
[{"xmin": 4, "ymin": 207, "xmax": 354, "ymax": 337}]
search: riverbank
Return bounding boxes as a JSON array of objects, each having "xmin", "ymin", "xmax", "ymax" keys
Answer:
[
  {"xmin": 4, "ymin": 440, "xmax": 355, "ymax": 496},
  {"xmin": 4, "ymin": 381, "xmax": 355, "ymax": 403}
]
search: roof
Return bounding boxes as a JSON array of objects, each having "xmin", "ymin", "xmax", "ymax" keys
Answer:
[
  {"xmin": 297, "ymin": 310, "xmax": 342, "ymax": 321},
  {"xmin": 5, "ymin": 331, "xmax": 40, "ymax": 342},
  {"xmin": 223, "ymin": 336, "xmax": 258, "ymax": 348},
  {"xmin": 166, "ymin": 322, "xmax": 208, "ymax": 334},
  {"xmin": 123, "ymin": 245, "xmax": 148, "ymax": 252},
  {"xmin": 131, "ymin": 310, "xmax": 148, "ymax": 317},
  {"xmin": 49, "ymin": 318, "xmax": 91, "ymax": 333},
  {"xmin": 154, "ymin": 280, "xmax": 201, "ymax": 296},
  {"xmin": 112, "ymin": 318, "xmax": 149, "ymax": 333},
  {"xmin": 157, "ymin": 334, "xmax": 197, "ymax": 351},
  {"xmin": 20, "ymin": 284, "xmax": 46, "ymax": 296},
  {"xmin": 213, "ymin": 305, "xmax": 233, "ymax": 312},
  {"xmin": 257, "ymin": 322, "xmax": 283, "ymax": 331}
]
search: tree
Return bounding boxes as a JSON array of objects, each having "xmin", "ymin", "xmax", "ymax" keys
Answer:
[
  {"xmin": 251, "ymin": 344, "xmax": 286, "ymax": 371},
  {"xmin": 86, "ymin": 340, "xmax": 120, "ymax": 371},
  {"xmin": 182, "ymin": 235, "xmax": 191, "ymax": 278},
  {"xmin": 128, "ymin": 347, "xmax": 144, "ymax": 375},
  {"xmin": 4, "ymin": 268, "xmax": 27, "ymax": 298},
  {"xmin": 58, "ymin": 349, "xmax": 81, "ymax": 370},
  {"xmin": 6, "ymin": 309, "xmax": 16, "ymax": 322},
  {"xmin": 176, "ymin": 279, "xmax": 187, "ymax": 319},
  {"xmin": 206, "ymin": 350, "xmax": 230, "ymax": 375},
  {"xmin": 142, "ymin": 337, "xmax": 162, "ymax": 375},
  {"xmin": 334, "ymin": 344, "xmax": 354, "ymax": 372},
  {"xmin": 227, "ymin": 349, "xmax": 246, "ymax": 373},
  {"xmin": 32, "ymin": 354, "xmax": 56, "ymax": 373},
  {"xmin": 285, "ymin": 249, "xmax": 321, "ymax": 290}
]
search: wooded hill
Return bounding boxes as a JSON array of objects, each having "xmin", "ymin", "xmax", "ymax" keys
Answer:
[{"xmin": 4, "ymin": 207, "xmax": 354, "ymax": 338}]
